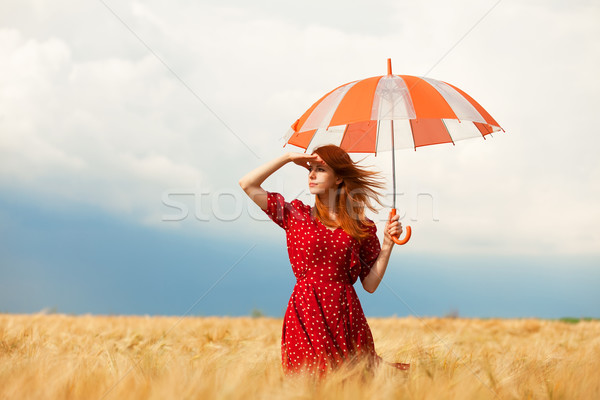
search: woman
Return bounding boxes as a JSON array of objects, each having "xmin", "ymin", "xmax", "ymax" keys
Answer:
[{"xmin": 239, "ymin": 144, "xmax": 409, "ymax": 375}]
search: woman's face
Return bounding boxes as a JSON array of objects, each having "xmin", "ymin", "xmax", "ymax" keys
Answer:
[{"xmin": 308, "ymin": 155, "xmax": 342, "ymax": 195}]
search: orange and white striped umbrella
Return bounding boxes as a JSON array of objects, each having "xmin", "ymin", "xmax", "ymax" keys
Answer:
[
  {"xmin": 283, "ymin": 59, "xmax": 503, "ymax": 245},
  {"xmin": 285, "ymin": 59, "xmax": 502, "ymax": 153}
]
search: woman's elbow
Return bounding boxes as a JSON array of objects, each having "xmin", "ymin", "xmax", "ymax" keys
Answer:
[
  {"xmin": 238, "ymin": 178, "xmax": 249, "ymax": 191},
  {"xmin": 363, "ymin": 284, "xmax": 377, "ymax": 294}
]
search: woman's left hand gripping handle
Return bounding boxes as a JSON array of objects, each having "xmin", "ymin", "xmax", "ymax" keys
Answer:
[{"xmin": 387, "ymin": 209, "xmax": 411, "ymax": 245}]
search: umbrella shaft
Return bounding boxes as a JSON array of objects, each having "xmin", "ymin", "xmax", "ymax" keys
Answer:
[{"xmin": 390, "ymin": 120, "xmax": 396, "ymax": 209}]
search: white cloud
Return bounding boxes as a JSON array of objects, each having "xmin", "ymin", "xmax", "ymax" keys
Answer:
[
  {"xmin": 0, "ymin": 0, "xmax": 598, "ymax": 256},
  {"xmin": 0, "ymin": 28, "xmax": 206, "ymax": 219}
]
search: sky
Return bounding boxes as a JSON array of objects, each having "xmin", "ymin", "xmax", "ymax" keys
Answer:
[{"xmin": 1, "ymin": 0, "xmax": 599, "ymax": 318}]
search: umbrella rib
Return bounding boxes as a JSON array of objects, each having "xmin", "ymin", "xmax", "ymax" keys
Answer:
[
  {"xmin": 480, "ymin": 124, "xmax": 488, "ymax": 140},
  {"xmin": 375, "ymin": 120, "xmax": 380, "ymax": 157},
  {"xmin": 410, "ymin": 121, "xmax": 417, "ymax": 151},
  {"xmin": 303, "ymin": 129, "xmax": 318, "ymax": 153},
  {"xmin": 442, "ymin": 119, "xmax": 456, "ymax": 146},
  {"xmin": 340, "ymin": 124, "xmax": 350, "ymax": 151}
]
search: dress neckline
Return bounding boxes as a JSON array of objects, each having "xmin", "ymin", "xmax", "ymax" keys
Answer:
[
  {"xmin": 322, "ymin": 223, "xmax": 341, "ymax": 233},
  {"xmin": 311, "ymin": 207, "xmax": 341, "ymax": 233}
]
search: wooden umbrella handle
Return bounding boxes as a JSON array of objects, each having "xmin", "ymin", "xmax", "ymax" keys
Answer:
[{"xmin": 388, "ymin": 208, "xmax": 412, "ymax": 245}]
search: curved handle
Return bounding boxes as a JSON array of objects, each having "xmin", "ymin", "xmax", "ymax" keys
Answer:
[{"xmin": 388, "ymin": 208, "xmax": 411, "ymax": 245}]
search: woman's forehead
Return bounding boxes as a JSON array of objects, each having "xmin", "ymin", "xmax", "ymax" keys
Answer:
[
  {"xmin": 309, "ymin": 161, "xmax": 331, "ymax": 169},
  {"xmin": 310, "ymin": 154, "xmax": 327, "ymax": 165}
]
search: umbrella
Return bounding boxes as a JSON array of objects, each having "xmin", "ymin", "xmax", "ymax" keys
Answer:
[{"xmin": 283, "ymin": 58, "xmax": 503, "ymax": 245}]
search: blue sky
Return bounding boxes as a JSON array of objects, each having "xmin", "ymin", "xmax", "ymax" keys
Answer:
[
  {"xmin": 2, "ymin": 189, "xmax": 599, "ymax": 318},
  {"xmin": 1, "ymin": 0, "xmax": 599, "ymax": 318}
]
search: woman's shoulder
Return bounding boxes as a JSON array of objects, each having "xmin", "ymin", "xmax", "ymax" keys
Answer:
[
  {"xmin": 267, "ymin": 191, "xmax": 311, "ymax": 212},
  {"xmin": 363, "ymin": 217, "xmax": 377, "ymax": 231},
  {"xmin": 290, "ymin": 197, "xmax": 312, "ymax": 213},
  {"xmin": 360, "ymin": 218, "xmax": 378, "ymax": 239}
]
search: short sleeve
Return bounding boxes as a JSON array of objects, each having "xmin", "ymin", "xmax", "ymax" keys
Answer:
[
  {"xmin": 262, "ymin": 191, "xmax": 307, "ymax": 230},
  {"xmin": 358, "ymin": 223, "xmax": 381, "ymax": 281}
]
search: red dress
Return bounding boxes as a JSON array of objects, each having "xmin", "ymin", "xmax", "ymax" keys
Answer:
[{"xmin": 263, "ymin": 191, "xmax": 409, "ymax": 375}]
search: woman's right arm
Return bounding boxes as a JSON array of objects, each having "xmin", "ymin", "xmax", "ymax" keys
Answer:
[{"xmin": 238, "ymin": 152, "xmax": 320, "ymax": 211}]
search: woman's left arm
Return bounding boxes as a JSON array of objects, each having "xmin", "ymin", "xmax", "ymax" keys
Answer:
[{"xmin": 361, "ymin": 214, "xmax": 401, "ymax": 293}]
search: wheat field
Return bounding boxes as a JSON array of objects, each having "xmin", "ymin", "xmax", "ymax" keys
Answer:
[{"xmin": 1, "ymin": 313, "xmax": 598, "ymax": 399}]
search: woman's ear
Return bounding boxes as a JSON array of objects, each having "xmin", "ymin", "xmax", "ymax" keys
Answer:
[{"xmin": 336, "ymin": 177, "xmax": 343, "ymax": 185}]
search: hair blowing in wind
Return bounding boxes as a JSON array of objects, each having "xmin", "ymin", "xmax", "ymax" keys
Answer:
[{"xmin": 311, "ymin": 145, "xmax": 387, "ymax": 241}]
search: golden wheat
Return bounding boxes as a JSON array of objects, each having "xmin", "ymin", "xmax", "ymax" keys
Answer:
[{"xmin": 1, "ymin": 314, "xmax": 598, "ymax": 399}]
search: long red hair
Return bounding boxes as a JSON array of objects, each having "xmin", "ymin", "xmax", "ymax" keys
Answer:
[{"xmin": 311, "ymin": 145, "xmax": 386, "ymax": 241}]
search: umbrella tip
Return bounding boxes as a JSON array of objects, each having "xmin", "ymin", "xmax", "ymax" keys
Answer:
[{"xmin": 387, "ymin": 58, "xmax": 392, "ymax": 75}]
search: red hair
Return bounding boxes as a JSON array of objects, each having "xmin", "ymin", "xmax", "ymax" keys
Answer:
[{"xmin": 311, "ymin": 145, "xmax": 386, "ymax": 241}]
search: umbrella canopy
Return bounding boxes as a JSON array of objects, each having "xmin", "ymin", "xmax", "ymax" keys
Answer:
[
  {"xmin": 285, "ymin": 59, "xmax": 502, "ymax": 153},
  {"xmin": 283, "ymin": 59, "xmax": 503, "ymax": 244}
]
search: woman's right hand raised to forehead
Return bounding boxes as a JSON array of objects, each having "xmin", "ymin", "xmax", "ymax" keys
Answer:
[{"xmin": 287, "ymin": 152, "xmax": 325, "ymax": 170}]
